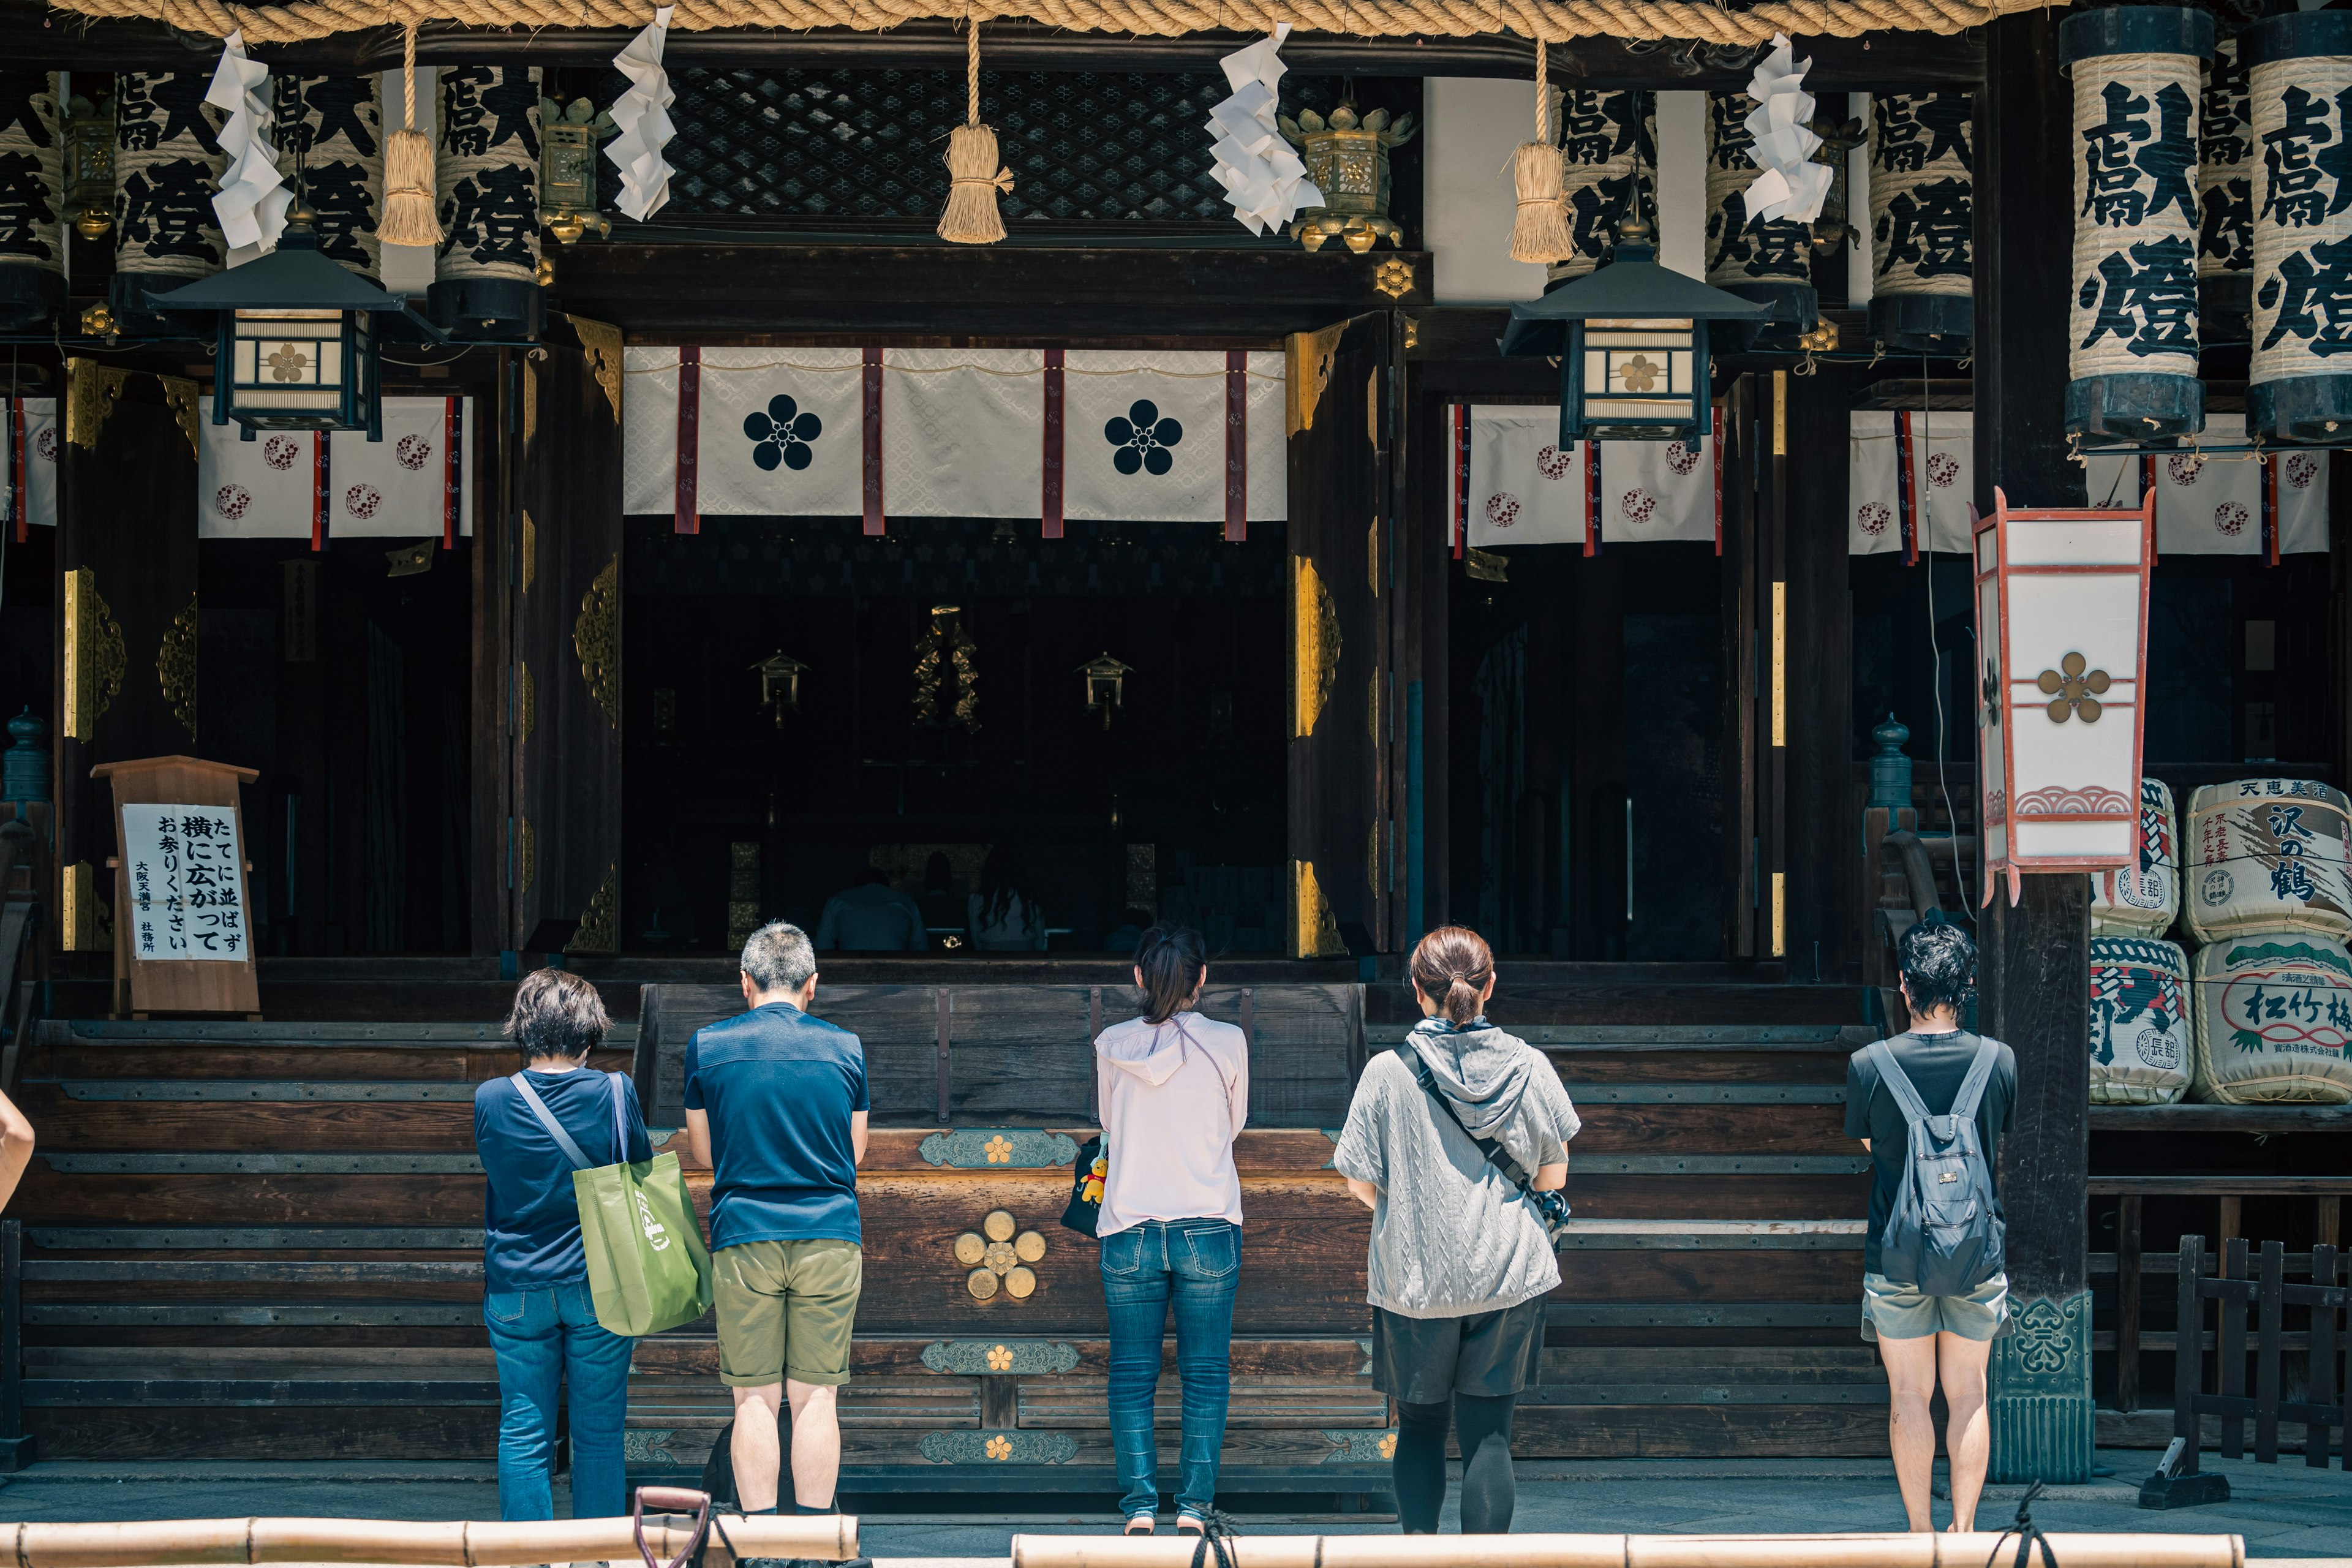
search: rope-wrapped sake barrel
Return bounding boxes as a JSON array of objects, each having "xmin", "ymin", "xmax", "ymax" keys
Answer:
[
  {"xmin": 2198, "ymin": 34, "xmax": 2253, "ymax": 344},
  {"xmin": 431, "ymin": 64, "xmax": 541, "ymax": 341},
  {"xmin": 0, "ymin": 73, "xmax": 66, "ymax": 333},
  {"xmin": 1705, "ymin": 89, "xmax": 1815, "ymax": 349},
  {"xmin": 1865, "ymin": 90, "xmax": 1973, "ymax": 352},
  {"xmin": 1547, "ymin": 87, "xmax": 1654, "ymax": 288},
  {"xmin": 2245, "ymin": 10, "xmax": 2352, "ymax": 442},
  {"xmin": 289, "ymin": 74, "xmax": 383, "ymax": 279},
  {"xmin": 108, "ymin": 70, "xmax": 226, "ymax": 328},
  {"xmin": 2060, "ymin": 8, "xmax": 2212, "ymax": 443},
  {"xmin": 2090, "ymin": 935, "xmax": 2192, "ymax": 1106}
]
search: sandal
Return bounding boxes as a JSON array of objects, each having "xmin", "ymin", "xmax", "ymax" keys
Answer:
[{"xmin": 1125, "ymin": 1517, "xmax": 1156, "ymax": 1536}]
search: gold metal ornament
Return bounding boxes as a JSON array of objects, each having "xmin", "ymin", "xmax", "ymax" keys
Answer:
[
  {"xmin": 66, "ymin": 95, "xmax": 114, "ymax": 242},
  {"xmin": 1278, "ymin": 104, "xmax": 1418, "ymax": 253},
  {"xmin": 967, "ymin": 1267, "xmax": 1000, "ymax": 1300},
  {"xmin": 518, "ymin": 818, "xmax": 537, "ymax": 893},
  {"xmin": 62, "ymin": 567, "xmax": 125, "ymax": 741},
  {"xmin": 574, "ymin": 556, "xmax": 620, "ymax": 726},
  {"xmin": 954, "ymin": 1232, "xmax": 987, "ymax": 1266},
  {"xmin": 984, "ymin": 1240, "xmax": 1017, "ymax": 1273},
  {"xmin": 1290, "ymin": 556, "xmax": 1341, "ymax": 739},
  {"xmin": 1013, "ymin": 1231, "xmax": 1046, "ymax": 1263},
  {"xmin": 571, "ymin": 864, "xmax": 619, "ymax": 953},
  {"xmin": 2038, "ymin": 652, "xmax": 2109, "ymax": 724},
  {"xmin": 1004, "ymin": 1266, "xmax": 1036, "ymax": 1298},
  {"xmin": 566, "ymin": 314, "xmax": 624, "ymax": 423},
  {"xmin": 158, "ymin": 593, "xmax": 198, "ymax": 741},
  {"xmin": 1373, "ymin": 258, "xmax": 1415, "ymax": 300},
  {"xmin": 538, "ymin": 96, "xmax": 615, "ymax": 243},
  {"xmin": 535, "ymin": 255, "xmax": 556, "ymax": 288},
  {"xmin": 955, "ymin": 1208, "xmax": 1047, "ymax": 1300}
]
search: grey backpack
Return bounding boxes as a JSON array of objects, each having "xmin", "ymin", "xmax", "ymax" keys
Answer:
[{"xmin": 1868, "ymin": 1034, "xmax": 2005, "ymax": 1297}]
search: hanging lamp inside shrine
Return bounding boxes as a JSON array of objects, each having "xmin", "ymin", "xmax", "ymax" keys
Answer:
[
  {"xmin": 2060, "ymin": 7, "xmax": 2214, "ymax": 444},
  {"xmin": 2245, "ymin": 9, "xmax": 2352, "ymax": 443},
  {"xmin": 108, "ymin": 70, "xmax": 228, "ymax": 334},
  {"xmin": 0, "ymin": 72, "xmax": 67, "ymax": 334},
  {"xmin": 1866, "ymin": 91, "xmax": 1974, "ymax": 353},
  {"xmin": 1548, "ymin": 88, "xmax": 1654, "ymax": 290},
  {"xmin": 1705, "ymin": 91, "xmax": 1817, "ymax": 351},
  {"xmin": 2199, "ymin": 34, "xmax": 2253, "ymax": 348},
  {"xmin": 430, "ymin": 65, "xmax": 543, "ymax": 342}
]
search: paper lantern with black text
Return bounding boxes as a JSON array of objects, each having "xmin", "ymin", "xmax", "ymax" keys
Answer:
[{"xmin": 2244, "ymin": 10, "xmax": 2352, "ymax": 442}]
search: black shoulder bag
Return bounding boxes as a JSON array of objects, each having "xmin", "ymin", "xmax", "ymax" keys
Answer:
[{"xmin": 1395, "ymin": 1039, "xmax": 1572, "ymax": 1245}]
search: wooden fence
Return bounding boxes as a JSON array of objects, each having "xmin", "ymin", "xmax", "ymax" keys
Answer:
[{"xmin": 2173, "ymin": 1237, "xmax": 2347, "ymax": 1475}]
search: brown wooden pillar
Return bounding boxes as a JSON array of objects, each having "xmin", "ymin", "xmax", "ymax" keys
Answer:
[
  {"xmin": 53, "ymin": 361, "xmax": 201, "ymax": 960},
  {"xmin": 1784, "ymin": 363, "xmax": 1855, "ymax": 984},
  {"xmin": 1973, "ymin": 7, "xmax": 2095, "ymax": 1484}
]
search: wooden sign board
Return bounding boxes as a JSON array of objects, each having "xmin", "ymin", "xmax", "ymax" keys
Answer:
[{"xmin": 91, "ymin": 755, "xmax": 260, "ymax": 1017}]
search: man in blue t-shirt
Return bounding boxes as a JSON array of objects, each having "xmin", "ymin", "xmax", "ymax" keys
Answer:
[{"xmin": 685, "ymin": 921, "xmax": 869, "ymax": 1532}]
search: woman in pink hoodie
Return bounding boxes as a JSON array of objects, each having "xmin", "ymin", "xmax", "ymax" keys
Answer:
[{"xmin": 1094, "ymin": 924, "xmax": 1250, "ymax": 1536}]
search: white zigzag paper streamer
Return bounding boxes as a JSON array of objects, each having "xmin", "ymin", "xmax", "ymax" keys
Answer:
[
  {"xmin": 206, "ymin": 31, "xmax": 290, "ymax": 252},
  {"xmin": 1207, "ymin": 24, "xmax": 1321, "ymax": 237},
  {"xmin": 606, "ymin": 6, "xmax": 677, "ymax": 224},
  {"xmin": 1740, "ymin": 32, "xmax": 1832, "ymax": 227}
]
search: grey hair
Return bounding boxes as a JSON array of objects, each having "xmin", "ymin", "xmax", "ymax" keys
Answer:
[
  {"xmin": 503, "ymin": 969, "xmax": 611, "ymax": 1061},
  {"xmin": 741, "ymin": 920, "xmax": 817, "ymax": 993}
]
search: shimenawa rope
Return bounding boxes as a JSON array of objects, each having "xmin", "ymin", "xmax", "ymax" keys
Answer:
[
  {"xmin": 1508, "ymin": 37, "xmax": 1573, "ymax": 265},
  {"xmin": 377, "ymin": 20, "xmax": 439, "ymax": 246},
  {"xmin": 936, "ymin": 15, "xmax": 1012, "ymax": 244}
]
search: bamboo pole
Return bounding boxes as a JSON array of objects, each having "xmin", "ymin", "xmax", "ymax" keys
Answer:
[
  {"xmin": 1011, "ymin": 1534, "xmax": 2244, "ymax": 1568},
  {"xmin": 10, "ymin": 1515, "xmax": 858, "ymax": 1568}
]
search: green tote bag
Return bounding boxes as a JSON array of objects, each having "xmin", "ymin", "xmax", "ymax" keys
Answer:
[{"xmin": 510, "ymin": 1071, "xmax": 714, "ymax": 1336}]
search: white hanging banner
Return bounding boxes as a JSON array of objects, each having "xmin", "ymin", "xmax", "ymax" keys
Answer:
[
  {"xmin": 4, "ymin": 398, "xmax": 59, "ymax": 530},
  {"xmin": 198, "ymin": 397, "xmax": 475, "ymax": 538},
  {"xmin": 1602, "ymin": 423, "xmax": 1718, "ymax": 543},
  {"xmin": 1847, "ymin": 410, "xmax": 1973, "ymax": 554},
  {"xmin": 2079, "ymin": 415, "xmax": 2328, "ymax": 554},
  {"xmin": 1467, "ymin": 406, "xmax": 1589, "ymax": 548},
  {"xmin": 1065, "ymin": 351, "xmax": 1225, "ymax": 522},
  {"xmin": 884, "ymin": 349, "xmax": 1045, "ymax": 519}
]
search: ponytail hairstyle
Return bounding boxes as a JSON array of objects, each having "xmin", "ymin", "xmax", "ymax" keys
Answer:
[
  {"xmin": 1134, "ymin": 922, "xmax": 1208, "ymax": 1026},
  {"xmin": 1409, "ymin": 925, "xmax": 1496, "ymax": 1026}
]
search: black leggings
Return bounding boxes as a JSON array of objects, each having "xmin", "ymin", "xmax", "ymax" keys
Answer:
[{"xmin": 1392, "ymin": 1392, "xmax": 1518, "ymax": 1534}]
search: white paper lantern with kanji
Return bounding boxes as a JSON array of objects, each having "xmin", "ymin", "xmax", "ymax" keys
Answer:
[
  {"xmin": 1973, "ymin": 487, "xmax": 2155, "ymax": 905},
  {"xmin": 2244, "ymin": 9, "xmax": 2352, "ymax": 442}
]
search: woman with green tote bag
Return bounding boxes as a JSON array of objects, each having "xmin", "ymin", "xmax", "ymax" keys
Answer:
[{"xmin": 475, "ymin": 970, "xmax": 662, "ymax": 1523}]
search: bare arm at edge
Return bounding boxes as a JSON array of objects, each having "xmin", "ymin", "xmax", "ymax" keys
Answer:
[
  {"xmin": 852, "ymin": 1109, "xmax": 869, "ymax": 1166},
  {"xmin": 1346, "ymin": 1176, "xmax": 1379, "ymax": 1210},
  {"xmin": 684, "ymin": 1107, "xmax": 712, "ymax": 1171},
  {"xmin": 1531, "ymin": 1161, "xmax": 1567, "ymax": 1192},
  {"xmin": 0, "ymin": 1088, "xmax": 32, "ymax": 1210}
]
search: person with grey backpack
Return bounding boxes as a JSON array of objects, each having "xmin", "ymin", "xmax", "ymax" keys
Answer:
[{"xmin": 1847, "ymin": 921, "xmax": 2016, "ymax": 1534}]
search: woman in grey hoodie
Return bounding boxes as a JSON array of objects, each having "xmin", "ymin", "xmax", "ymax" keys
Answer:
[{"xmin": 1333, "ymin": 925, "xmax": 1578, "ymax": 1534}]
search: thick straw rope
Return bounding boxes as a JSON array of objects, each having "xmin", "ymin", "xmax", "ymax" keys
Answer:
[
  {"xmin": 40, "ymin": 0, "xmax": 2051, "ymax": 48},
  {"xmin": 1508, "ymin": 39, "xmax": 1573, "ymax": 263},
  {"xmin": 936, "ymin": 17, "xmax": 1011, "ymax": 243}
]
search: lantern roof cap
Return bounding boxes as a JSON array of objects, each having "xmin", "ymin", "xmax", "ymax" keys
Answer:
[
  {"xmin": 2241, "ymin": 8, "xmax": 2352, "ymax": 70},
  {"xmin": 2058, "ymin": 3, "xmax": 2213, "ymax": 68},
  {"xmin": 150, "ymin": 228, "xmax": 445, "ymax": 339},
  {"xmin": 1498, "ymin": 241, "xmax": 1770, "ymax": 359}
]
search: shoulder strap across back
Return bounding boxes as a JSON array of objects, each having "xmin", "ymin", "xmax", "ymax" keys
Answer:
[
  {"xmin": 1864, "ymin": 1037, "xmax": 1934, "ymax": 1125},
  {"xmin": 510, "ymin": 1071, "xmax": 597, "ymax": 1172},
  {"xmin": 1948, "ymin": 1036, "xmax": 2000, "ymax": 1123}
]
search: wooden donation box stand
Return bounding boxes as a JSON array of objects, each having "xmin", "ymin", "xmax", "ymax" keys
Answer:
[{"xmin": 92, "ymin": 756, "xmax": 260, "ymax": 1017}]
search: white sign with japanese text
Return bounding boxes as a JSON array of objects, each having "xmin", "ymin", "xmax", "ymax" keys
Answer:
[{"xmin": 122, "ymin": 804, "xmax": 248, "ymax": 963}]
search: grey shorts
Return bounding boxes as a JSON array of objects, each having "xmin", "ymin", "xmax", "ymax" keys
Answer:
[
  {"xmin": 1860, "ymin": 1270, "xmax": 2013, "ymax": 1343},
  {"xmin": 1371, "ymin": 1298, "xmax": 1547, "ymax": 1403}
]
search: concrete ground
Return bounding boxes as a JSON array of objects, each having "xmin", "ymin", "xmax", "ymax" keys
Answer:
[{"xmin": 0, "ymin": 1454, "xmax": 2345, "ymax": 1563}]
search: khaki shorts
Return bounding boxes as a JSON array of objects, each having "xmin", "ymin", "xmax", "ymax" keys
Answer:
[
  {"xmin": 714, "ymin": 1238, "xmax": 863, "ymax": 1387},
  {"xmin": 1861, "ymin": 1270, "xmax": 2012, "ymax": 1343}
]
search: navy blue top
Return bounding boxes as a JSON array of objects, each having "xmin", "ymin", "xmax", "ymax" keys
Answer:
[
  {"xmin": 684, "ymin": 1002, "xmax": 869, "ymax": 1250},
  {"xmin": 475, "ymin": 1068, "xmax": 655, "ymax": 1294}
]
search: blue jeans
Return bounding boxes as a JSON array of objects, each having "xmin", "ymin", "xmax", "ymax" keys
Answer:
[
  {"xmin": 1099, "ymin": 1218, "xmax": 1240, "ymax": 1521},
  {"xmin": 484, "ymin": 1282, "xmax": 636, "ymax": 1521}
]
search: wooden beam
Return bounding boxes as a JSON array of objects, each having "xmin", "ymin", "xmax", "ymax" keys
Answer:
[{"xmin": 1781, "ymin": 363, "xmax": 1855, "ymax": 984}]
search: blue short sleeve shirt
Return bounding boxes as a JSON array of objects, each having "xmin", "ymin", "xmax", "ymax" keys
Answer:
[
  {"xmin": 475, "ymin": 1069, "xmax": 654, "ymax": 1294},
  {"xmin": 685, "ymin": 1002, "xmax": 869, "ymax": 1250}
]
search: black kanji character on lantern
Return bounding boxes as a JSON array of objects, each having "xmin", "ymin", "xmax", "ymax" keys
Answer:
[
  {"xmin": 2079, "ymin": 233, "xmax": 2199, "ymax": 357},
  {"xmin": 1916, "ymin": 92, "xmax": 1973, "ymax": 173},
  {"xmin": 1709, "ymin": 94, "xmax": 1752, "ymax": 170},
  {"xmin": 1877, "ymin": 95, "xmax": 1928, "ymax": 174},
  {"xmin": 441, "ymin": 67, "xmax": 538, "ymax": 161},
  {"xmin": 2312, "ymin": 86, "xmax": 2352, "ymax": 224},
  {"xmin": 295, "ymin": 76, "xmax": 379, "ymax": 161},
  {"xmin": 2262, "ymin": 83, "xmax": 2339, "ymax": 229},
  {"xmin": 2260, "ymin": 233, "xmax": 2352, "ymax": 355},
  {"xmin": 0, "ymin": 78, "xmax": 52, "ymax": 149},
  {"xmin": 1568, "ymin": 171, "xmax": 1649, "ymax": 261},
  {"xmin": 2203, "ymin": 53, "xmax": 2251, "ymax": 167},
  {"xmin": 116, "ymin": 74, "xmax": 220, "ymax": 156},
  {"xmin": 439, "ymin": 163, "xmax": 538, "ymax": 271},
  {"xmin": 117, "ymin": 158, "xmax": 221, "ymax": 263},
  {"xmin": 1562, "ymin": 89, "xmax": 1649, "ymax": 169},
  {"xmin": 2136, "ymin": 83, "xmax": 2198, "ymax": 225},
  {"xmin": 1876, "ymin": 176, "xmax": 1972, "ymax": 280},
  {"xmin": 2201, "ymin": 175, "xmax": 2253, "ymax": 270},
  {"xmin": 0, "ymin": 151, "xmax": 57, "ymax": 259},
  {"xmin": 2082, "ymin": 80, "xmax": 2155, "ymax": 227},
  {"xmin": 303, "ymin": 160, "xmax": 375, "ymax": 268}
]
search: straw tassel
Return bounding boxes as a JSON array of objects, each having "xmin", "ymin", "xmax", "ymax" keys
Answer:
[
  {"xmin": 1507, "ymin": 39, "xmax": 1573, "ymax": 265},
  {"xmin": 937, "ymin": 19, "xmax": 1011, "ymax": 245},
  {"xmin": 378, "ymin": 22, "xmax": 440, "ymax": 247}
]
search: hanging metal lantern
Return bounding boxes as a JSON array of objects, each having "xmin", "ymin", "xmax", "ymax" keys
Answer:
[
  {"xmin": 0, "ymin": 72, "xmax": 67, "ymax": 334},
  {"xmin": 2245, "ymin": 9, "xmax": 2352, "ymax": 443},
  {"xmin": 1867, "ymin": 91, "xmax": 1974, "ymax": 353},
  {"xmin": 538, "ymin": 92, "xmax": 614, "ymax": 244},
  {"xmin": 431, "ymin": 65, "xmax": 543, "ymax": 342},
  {"xmin": 1278, "ymin": 103, "xmax": 1416, "ymax": 254},
  {"xmin": 1078, "ymin": 652, "xmax": 1133, "ymax": 728},
  {"xmin": 2060, "ymin": 7, "xmax": 2213, "ymax": 443},
  {"xmin": 2199, "ymin": 35, "xmax": 2254, "ymax": 347},
  {"xmin": 1705, "ymin": 90, "xmax": 1817, "ymax": 351},
  {"xmin": 109, "ymin": 70, "xmax": 227, "ymax": 331},
  {"xmin": 288, "ymin": 75, "xmax": 384, "ymax": 279},
  {"xmin": 64, "ymin": 88, "xmax": 113, "ymax": 242},
  {"xmin": 1548, "ymin": 88, "xmax": 1653, "ymax": 289},
  {"xmin": 752, "ymin": 650, "xmax": 807, "ymax": 723}
]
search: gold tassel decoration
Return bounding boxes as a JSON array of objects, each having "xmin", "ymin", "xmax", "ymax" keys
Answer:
[
  {"xmin": 379, "ymin": 22, "xmax": 440, "ymax": 247},
  {"xmin": 936, "ymin": 18, "xmax": 1011, "ymax": 245},
  {"xmin": 1507, "ymin": 39, "xmax": 1573, "ymax": 265}
]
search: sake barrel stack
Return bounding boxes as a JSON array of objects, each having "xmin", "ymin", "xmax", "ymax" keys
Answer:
[
  {"xmin": 2182, "ymin": 779, "xmax": 2352, "ymax": 941},
  {"xmin": 2188, "ymin": 932, "xmax": 2352, "ymax": 1103},
  {"xmin": 2090, "ymin": 935, "xmax": 2193, "ymax": 1104},
  {"xmin": 2090, "ymin": 777, "xmax": 2181, "ymax": 938}
]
